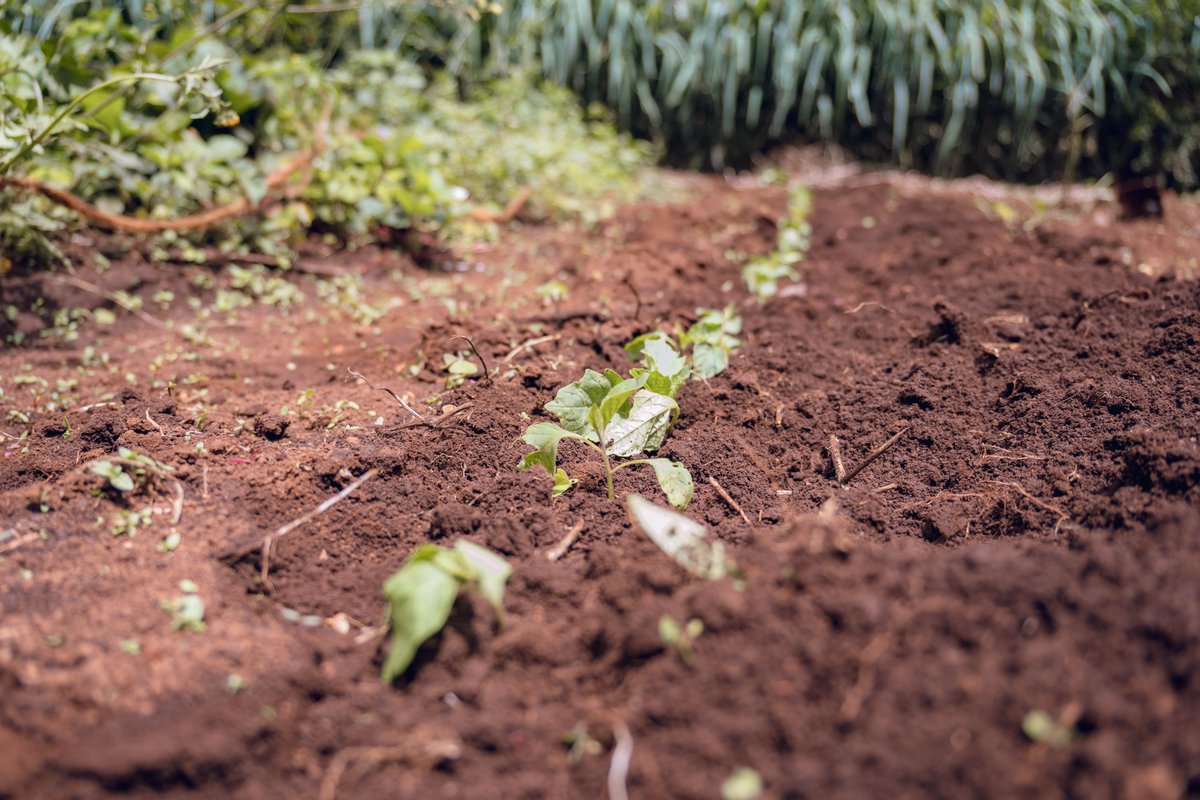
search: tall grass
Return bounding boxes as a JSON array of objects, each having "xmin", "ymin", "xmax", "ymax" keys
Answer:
[{"xmin": 10, "ymin": 0, "xmax": 1200, "ymax": 186}]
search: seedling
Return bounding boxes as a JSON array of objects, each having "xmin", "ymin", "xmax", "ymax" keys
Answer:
[
  {"xmin": 626, "ymin": 307, "xmax": 743, "ymax": 382},
  {"xmin": 681, "ymin": 306, "xmax": 743, "ymax": 378},
  {"xmin": 110, "ymin": 507, "xmax": 152, "ymax": 537},
  {"xmin": 442, "ymin": 351, "xmax": 479, "ymax": 388},
  {"xmin": 89, "ymin": 447, "xmax": 174, "ymax": 494},
  {"xmin": 658, "ymin": 615, "xmax": 704, "ymax": 663},
  {"xmin": 381, "ymin": 540, "xmax": 511, "ymax": 682},
  {"xmin": 722, "ymin": 767, "xmax": 764, "ymax": 800},
  {"xmin": 1022, "ymin": 710, "xmax": 1075, "ymax": 747},
  {"xmin": 743, "ymin": 185, "xmax": 812, "ymax": 300},
  {"xmin": 518, "ymin": 368, "xmax": 694, "ymax": 508},
  {"xmin": 162, "ymin": 580, "xmax": 206, "ymax": 632}
]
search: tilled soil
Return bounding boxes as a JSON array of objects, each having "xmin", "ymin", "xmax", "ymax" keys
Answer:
[{"xmin": 1, "ymin": 172, "xmax": 1199, "ymax": 799}]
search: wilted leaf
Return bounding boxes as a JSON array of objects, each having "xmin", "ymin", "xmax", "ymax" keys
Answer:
[{"xmin": 626, "ymin": 493, "xmax": 731, "ymax": 576}]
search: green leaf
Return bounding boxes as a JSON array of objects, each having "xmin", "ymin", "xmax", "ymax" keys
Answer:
[
  {"xmin": 454, "ymin": 540, "xmax": 512, "ymax": 622},
  {"xmin": 545, "ymin": 369, "xmax": 611, "ymax": 436},
  {"xmin": 552, "ymin": 468, "xmax": 576, "ymax": 497},
  {"xmin": 722, "ymin": 767, "xmax": 764, "ymax": 800},
  {"xmin": 606, "ymin": 391, "xmax": 678, "ymax": 457},
  {"xmin": 598, "ymin": 373, "xmax": 649, "ymax": 427},
  {"xmin": 691, "ymin": 342, "xmax": 729, "ymax": 379},
  {"xmin": 381, "ymin": 555, "xmax": 460, "ymax": 682},
  {"xmin": 643, "ymin": 458, "xmax": 694, "ymax": 508},
  {"xmin": 626, "ymin": 493, "xmax": 734, "ymax": 580},
  {"xmin": 518, "ymin": 421, "xmax": 583, "ymax": 478},
  {"xmin": 641, "ymin": 336, "xmax": 688, "ymax": 377}
]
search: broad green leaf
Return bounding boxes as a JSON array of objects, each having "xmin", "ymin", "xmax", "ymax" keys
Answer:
[
  {"xmin": 641, "ymin": 337, "xmax": 688, "ymax": 377},
  {"xmin": 381, "ymin": 557, "xmax": 460, "ymax": 682},
  {"xmin": 518, "ymin": 421, "xmax": 583, "ymax": 478},
  {"xmin": 624, "ymin": 331, "xmax": 676, "ymax": 361},
  {"xmin": 546, "ymin": 370, "xmax": 611, "ymax": 436},
  {"xmin": 552, "ymin": 468, "xmax": 576, "ymax": 496},
  {"xmin": 454, "ymin": 540, "xmax": 512, "ymax": 622},
  {"xmin": 691, "ymin": 342, "xmax": 729, "ymax": 379},
  {"xmin": 643, "ymin": 458, "xmax": 694, "ymax": 509},
  {"xmin": 627, "ymin": 493, "xmax": 730, "ymax": 577},
  {"xmin": 598, "ymin": 373, "xmax": 649, "ymax": 427},
  {"xmin": 606, "ymin": 391, "xmax": 678, "ymax": 457}
]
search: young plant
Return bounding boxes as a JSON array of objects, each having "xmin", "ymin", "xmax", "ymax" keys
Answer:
[
  {"xmin": 89, "ymin": 446, "xmax": 174, "ymax": 494},
  {"xmin": 659, "ymin": 615, "xmax": 704, "ymax": 663},
  {"xmin": 381, "ymin": 540, "xmax": 511, "ymax": 682},
  {"xmin": 743, "ymin": 185, "xmax": 813, "ymax": 301},
  {"xmin": 681, "ymin": 306, "xmax": 743, "ymax": 378},
  {"xmin": 518, "ymin": 368, "xmax": 693, "ymax": 508}
]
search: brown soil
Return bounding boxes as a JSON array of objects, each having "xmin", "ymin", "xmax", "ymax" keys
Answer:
[{"xmin": 2, "ymin": 167, "xmax": 1199, "ymax": 800}]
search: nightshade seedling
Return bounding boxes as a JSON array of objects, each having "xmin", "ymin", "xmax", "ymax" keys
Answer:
[
  {"xmin": 381, "ymin": 540, "xmax": 511, "ymax": 682},
  {"xmin": 518, "ymin": 368, "xmax": 694, "ymax": 508},
  {"xmin": 628, "ymin": 307, "xmax": 743, "ymax": 382}
]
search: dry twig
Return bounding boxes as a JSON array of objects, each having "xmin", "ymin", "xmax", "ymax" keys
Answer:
[
  {"xmin": 451, "ymin": 335, "xmax": 492, "ymax": 383},
  {"xmin": 252, "ymin": 468, "xmax": 378, "ymax": 585},
  {"xmin": 708, "ymin": 476, "xmax": 751, "ymax": 524},
  {"xmin": 347, "ymin": 368, "xmax": 425, "ymax": 423},
  {"xmin": 840, "ymin": 428, "xmax": 908, "ymax": 485},
  {"xmin": 546, "ymin": 520, "xmax": 585, "ymax": 561},
  {"xmin": 502, "ymin": 334, "xmax": 560, "ymax": 363},
  {"xmin": 828, "ymin": 434, "xmax": 847, "ymax": 483}
]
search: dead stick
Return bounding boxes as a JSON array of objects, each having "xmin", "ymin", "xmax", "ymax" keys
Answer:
[
  {"xmin": 828, "ymin": 434, "xmax": 847, "ymax": 483},
  {"xmin": 502, "ymin": 334, "xmax": 559, "ymax": 363},
  {"xmin": 546, "ymin": 520, "xmax": 585, "ymax": 561},
  {"xmin": 708, "ymin": 476, "xmax": 751, "ymax": 524},
  {"xmin": 260, "ymin": 468, "xmax": 377, "ymax": 584},
  {"xmin": 841, "ymin": 428, "xmax": 907, "ymax": 485},
  {"xmin": 347, "ymin": 368, "xmax": 425, "ymax": 423},
  {"xmin": 451, "ymin": 335, "xmax": 492, "ymax": 383}
]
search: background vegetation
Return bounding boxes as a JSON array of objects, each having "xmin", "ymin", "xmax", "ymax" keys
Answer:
[{"xmin": 2, "ymin": 0, "xmax": 1198, "ymax": 269}]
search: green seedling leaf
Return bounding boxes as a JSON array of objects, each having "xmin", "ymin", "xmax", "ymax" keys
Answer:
[
  {"xmin": 626, "ymin": 494, "xmax": 729, "ymax": 577},
  {"xmin": 597, "ymin": 373, "xmax": 649, "ymax": 427},
  {"xmin": 90, "ymin": 460, "xmax": 134, "ymax": 492},
  {"xmin": 381, "ymin": 541, "xmax": 511, "ymax": 682},
  {"xmin": 690, "ymin": 342, "xmax": 728, "ymax": 379},
  {"xmin": 643, "ymin": 458, "xmax": 694, "ymax": 508},
  {"xmin": 454, "ymin": 540, "xmax": 512, "ymax": 622},
  {"xmin": 722, "ymin": 767, "xmax": 764, "ymax": 800},
  {"xmin": 518, "ymin": 421, "xmax": 583, "ymax": 478},
  {"xmin": 1022, "ymin": 710, "xmax": 1075, "ymax": 747},
  {"xmin": 381, "ymin": 553, "xmax": 460, "ymax": 682},
  {"xmin": 545, "ymin": 369, "xmax": 611, "ymax": 436},
  {"xmin": 627, "ymin": 333, "xmax": 691, "ymax": 397},
  {"xmin": 552, "ymin": 468, "xmax": 576, "ymax": 497},
  {"xmin": 606, "ymin": 391, "xmax": 678, "ymax": 457}
]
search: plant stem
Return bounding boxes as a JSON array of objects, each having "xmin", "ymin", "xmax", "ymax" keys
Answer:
[
  {"xmin": 0, "ymin": 73, "xmax": 180, "ymax": 174},
  {"xmin": 596, "ymin": 425, "xmax": 616, "ymax": 500}
]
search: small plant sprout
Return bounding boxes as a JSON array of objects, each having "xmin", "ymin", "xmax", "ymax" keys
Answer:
[
  {"xmin": 721, "ymin": 767, "xmax": 764, "ymax": 800},
  {"xmin": 162, "ymin": 580, "xmax": 206, "ymax": 632},
  {"xmin": 111, "ymin": 507, "xmax": 152, "ymax": 537},
  {"xmin": 658, "ymin": 615, "xmax": 704, "ymax": 663},
  {"xmin": 442, "ymin": 352, "xmax": 479, "ymax": 388},
  {"xmin": 1022, "ymin": 710, "xmax": 1075, "ymax": 748},
  {"xmin": 381, "ymin": 540, "xmax": 511, "ymax": 682},
  {"xmin": 680, "ymin": 306, "xmax": 743, "ymax": 378},
  {"xmin": 89, "ymin": 447, "xmax": 174, "ymax": 494},
  {"xmin": 743, "ymin": 184, "xmax": 812, "ymax": 301},
  {"xmin": 518, "ymin": 368, "xmax": 694, "ymax": 508}
]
